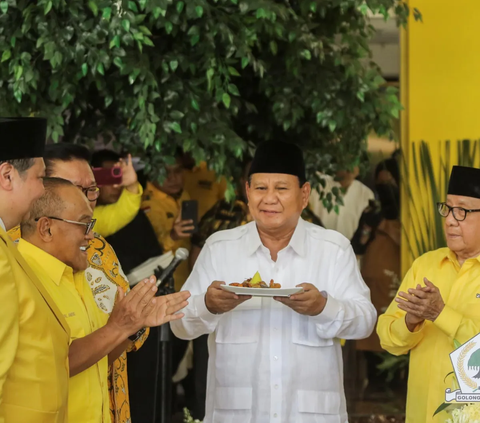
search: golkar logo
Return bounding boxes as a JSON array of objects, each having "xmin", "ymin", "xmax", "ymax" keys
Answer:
[{"xmin": 446, "ymin": 333, "xmax": 480, "ymax": 402}]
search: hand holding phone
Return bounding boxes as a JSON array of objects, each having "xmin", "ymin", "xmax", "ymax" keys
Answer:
[
  {"xmin": 170, "ymin": 200, "xmax": 198, "ymax": 240},
  {"xmin": 93, "ymin": 167, "xmax": 123, "ymax": 186}
]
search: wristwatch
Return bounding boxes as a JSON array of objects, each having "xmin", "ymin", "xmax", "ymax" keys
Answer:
[{"xmin": 128, "ymin": 327, "xmax": 146, "ymax": 343}]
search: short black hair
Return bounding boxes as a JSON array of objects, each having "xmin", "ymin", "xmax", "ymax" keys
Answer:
[
  {"xmin": 91, "ymin": 149, "xmax": 121, "ymax": 168},
  {"xmin": 44, "ymin": 143, "xmax": 91, "ymax": 177},
  {"xmin": 0, "ymin": 158, "xmax": 35, "ymax": 174}
]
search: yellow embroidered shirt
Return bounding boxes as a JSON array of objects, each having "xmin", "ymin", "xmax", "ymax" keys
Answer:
[
  {"xmin": 93, "ymin": 184, "xmax": 143, "ymax": 238},
  {"xmin": 184, "ymin": 162, "xmax": 227, "ymax": 219},
  {"xmin": 142, "ymin": 183, "xmax": 191, "ymax": 291},
  {"xmin": 17, "ymin": 239, "xmax": 111, "ymax": 423},
  {"xmin": 377, "ymin": 248, "xmax": 480, "ymax": 423}
]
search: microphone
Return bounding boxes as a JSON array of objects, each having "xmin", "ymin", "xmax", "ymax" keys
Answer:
[{"xmin": 156, "ymin": 248, "xmax": 189, "ymax": 288}]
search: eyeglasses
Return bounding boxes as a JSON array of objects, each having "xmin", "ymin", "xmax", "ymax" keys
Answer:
[
  {"xmin": 437, "ymin": 202, "xmax": 480, "ymax": 222},
  {"xmin": 76, "ymin": 185, "xmax": 100, "ymax": 202},
  {"xmin": 35, "ymin": 216, "xmax": 97, "ymax": 235}
]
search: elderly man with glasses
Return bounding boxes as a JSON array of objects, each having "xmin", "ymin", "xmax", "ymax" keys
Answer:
[
  {"xmin": 378, "ymin": 165, "xmax": 480, "ymax": 422},
  {"xmin": 18, "ymin": 177, "xmax": 190, "ymax": 423}
]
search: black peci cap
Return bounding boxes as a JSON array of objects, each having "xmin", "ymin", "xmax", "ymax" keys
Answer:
[
  {"xmin": 447, "ymin": 166, "xmax": 480, "ymax": 199},
  {"xmin": 248, "ymin": 141, "xmax": 306, "ymax": 183},
  {"xmin": 0, "ymin": 117, "xmax": 47, "ymax": 161}
]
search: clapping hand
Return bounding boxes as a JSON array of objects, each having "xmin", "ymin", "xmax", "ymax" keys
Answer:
[{"xmin": 395, "ymin": 278, "xmax": 445, "ymax": 330}]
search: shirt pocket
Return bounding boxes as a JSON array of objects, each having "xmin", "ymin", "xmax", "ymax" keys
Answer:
[
  {"xmin": 297, "ymin": 389, "xmax": 341, "ymax": 415},
  {"xmin": 292, "ymin": 314, "xmax": 334, "ymax": 347},
  {"xmin": 215, "ymin": 298, "xmax": 262, "ymax": 344},
  {"xmin": 213, "ymin": 387, "xmax": 252, "ymax": 423}
]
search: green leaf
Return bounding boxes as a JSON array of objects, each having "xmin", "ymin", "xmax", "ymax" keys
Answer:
[
  {"xmin": 10, "ymin": 37, "xmax": 16, "ymax": 48},
  {"xmin": 176, "ymin": 1, "xmax": 184, "ymax": 13},
  {"xmin": 222, "ymin": 92, "xmax": 231, "ymax": 108},
  {"xmin": 227, "ymin": 84, "xmax": 240, "ymax": 96},
  {"xmin": 88, "ymin": 1, "xmax": 98, "ymax": 16},
  {"xmin": 128, "ymin": 1, "xmax": 138, "ymax": 12},
  {"xmin": 102, "ymin": 7, "xmax": 112, "ymax": 20},
  {"xmin": 359, "ymin": 4, "xmax": 368, "ymax": 15},
  {"xmin": 0, "ymin": 1, "xmax": 8, "ymax": 14},
  {"xmin": 269, "ymin": 40, "xmax": 278, "ymax": 55},
  {"xmin": 443, "ymin": 371, "xmax": 455, "ymax": 383},
  {"xmin": 454, "ymin": 339, "xmax": 462, "ymax": 349},
  {"xmin": 433, "ymin": 402, "xmax": 454, "ymax": 417},
  {"xmin": 328, "ymin": 120, "xmax": 336, "ymax": 132},
  {"xmin": 241, "ymin": 57, "xmax": 249, "ymax": 69},
  {"xmin": 191, "ymin": 99, "xmax": 200, "ymax": 111},
  {"xmin": 165, "ymin": 21, "xmax": 173, "ymax": 34},
  {"xmin": 113, "ymin": 57, "xmax": 123, "ymax": 68},
  {"xmin": 228, "ymin": 66, "xmax": 240, "ymax": 76},
  {"xmin": 190, "ymin": 35, "xmax": 200, "ymax": 46},
  {"xmin": 122, "ymin": 19, "xmax": 131, "ymax": 32},
  {"xmin": 15, "ymin": 65, "xmax": 23, "ymax": 80},
  {"xmin": 301, "ymin": 50, "xmax": 311, "ymax": 60},
  {"xmin": 44, "ymin": 1, "xmax": 52, "ymax": 15},
  {"xmin": 97, "ymin": 63, "xmax": 105, "ymax": 75},
  {"xmin": 110, "ymin": 35, "xmax": 120, "ymax": 49},
  {"xmin": 81, "ymin": 63, "xmax": 88, "ymax": 76},
  {"xmin": 139, "ymin": 26, "xmax": 152, "ymax": 36},
  {"xmin": 195, "ymin": 6, "xmax": 203, "ymax": 18},
  {"xmin": 357, "ymin": 91, "xmax": 365, "ymax": 102},
  {"xmin": 1, "ymin": 49, "xmax": 11, "ymax": 62},
  {"xmin": 170, "ymin": 110, "xmax": 184, "ymax": 119},
  {"xmin": 169, "ymin": 60, "xmax": 178, "ymax": 71},
  {"xmin": 143, "ymin": 37, "xmax": 154, "ymax": 47},
  {"xmin": 171, "ymin": 122, "xmax": 182, "ymax": 133},
  {"xmin": 14, "ymin": 90, "xmax": 22, "ymax": 103}
]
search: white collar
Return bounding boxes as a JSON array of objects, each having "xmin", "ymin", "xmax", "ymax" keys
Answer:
[
  {"xmin": 245, "ymin": 217, "xmax": 306, "ymax": 257},
  {"xmin": 0, "ymin": 217, "xmax": 5, "ymax": 232}
]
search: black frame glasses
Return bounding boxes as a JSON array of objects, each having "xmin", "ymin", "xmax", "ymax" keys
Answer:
[
  {"xmin": 437, "ymin": 202, "xmax": 480, "ymax": 222},
  {"xmin": 76, "ymin": 185, "xmax": 100, "ymax": 202},
  {"xmin": 35, "ymin": 216, "xmax": 97, "ymax": 235}
]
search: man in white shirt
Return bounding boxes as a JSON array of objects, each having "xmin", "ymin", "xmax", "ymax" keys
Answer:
[
  {"xmin": 310, "ymin": 169, "xmax": 375, "ymax": 241},
  {"xmin": 171, "ymin": 141, "xmax": 376, "ymax": 423}
]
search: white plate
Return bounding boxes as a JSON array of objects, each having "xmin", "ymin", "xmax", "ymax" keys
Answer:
[{"xmin": 220, "ymin": 285, "xmax": 304, "ymax": 297}]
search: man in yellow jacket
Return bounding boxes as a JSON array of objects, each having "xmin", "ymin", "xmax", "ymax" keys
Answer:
[
  {"xmin": 378, "ymin": 165, "xmax": 480, "ymax": 422},
  {"xmin": 0, "ymin": 117, "xmax": 70, "ymax": 423}
]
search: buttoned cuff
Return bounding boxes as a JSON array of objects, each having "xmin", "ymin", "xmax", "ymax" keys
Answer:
[
  {"xmin": 312, "ymin": 294, "xmax": 341, "ymax": 324},
  {"xmin": 390, "ymin": 315, "xmax": 425, "ymax": 345},
  {"xmin": 434, "ymin": 305, "xmax": 462, "ymax": 338}
]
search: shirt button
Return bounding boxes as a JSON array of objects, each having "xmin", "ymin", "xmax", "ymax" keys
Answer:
[
  {"xmin": 274, "ymin": 356, "xmax": 278, "ymax": 361},
  {"xmin": 274, "ymin": 413, "xmax": 278, "ymax": 418},
  {"xmin": 274, "ymin": 384, "xmax": 279, "ymax": 389}
]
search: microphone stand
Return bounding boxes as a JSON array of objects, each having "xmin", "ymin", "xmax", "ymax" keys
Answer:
[{"xmin": 153, "ymin": 268, "xmax": 175, "ymax": 423}]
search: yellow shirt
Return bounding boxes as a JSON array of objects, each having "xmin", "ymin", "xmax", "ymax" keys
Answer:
[
  {"xmin": 9, "ymin": 227, "xmax": 147, "ymax": 423},
  {"xmin": 184, "ymin": 162, "xmax": 227, "ymax": 219},
  {"xmin": 18, "ymin": 239, "xmax": 111, "ymax": 423},
  {"xmin": 377, "ymin": 248, "xmax": 480, "ymax": 423},
  {"xmin": 94, "ymin": 184, "xmax": 143, "ymax": 238},
  {"xmin": 0, "ymin": 227, "xmax": 69, "ymax": 423},
  {"xmin": 142, "ymin": 182, "xmax": 191, "ymax": 291}
]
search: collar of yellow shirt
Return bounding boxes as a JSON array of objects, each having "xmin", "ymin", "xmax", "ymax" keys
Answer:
[{"xmin": 16, "ymin": 238, "xmax": 86, "ymax": 295}]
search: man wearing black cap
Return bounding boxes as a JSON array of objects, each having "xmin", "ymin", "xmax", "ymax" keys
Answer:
[
  {"xmin": 171, "ymin": 141, "xmax": 376, "ymax": 423},
  {"xmin": 378, "ymin": 165, "xmax": 480, "ymax": 422},
  {"xmin": 0, "ymin": 118, "xmax": 70, "ymax": 422}
]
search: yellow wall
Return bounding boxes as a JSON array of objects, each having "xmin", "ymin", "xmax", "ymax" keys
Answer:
[{"xmin": 401, "ymin": 0, "xmax": 480, "ymax": 274}]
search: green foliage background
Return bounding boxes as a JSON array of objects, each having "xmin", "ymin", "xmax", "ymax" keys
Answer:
[{"xmin": 0, "ymin": 0, "xmax": 419, "ymax": 198}]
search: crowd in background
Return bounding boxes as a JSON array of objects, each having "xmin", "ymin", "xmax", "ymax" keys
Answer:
[{"xmin": 83, "ymin": 144, "xmax": 400, "ymax": 421}]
